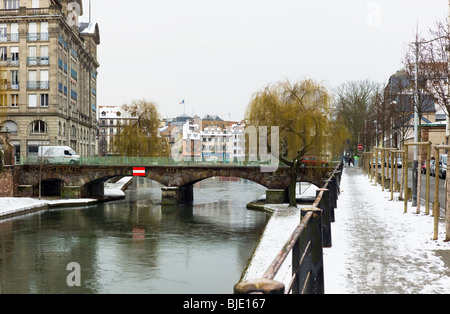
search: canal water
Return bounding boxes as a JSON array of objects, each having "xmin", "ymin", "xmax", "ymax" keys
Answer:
[{"xmin": 0, "ymin": 177, "xmax": 270, "ymax": 294}]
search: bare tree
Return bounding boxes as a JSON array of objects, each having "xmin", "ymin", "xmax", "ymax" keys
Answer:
[
  {"xmin": 402, "ymin": 26, "xmax": 440, "ymax": 143},
  {"xmin": 333, "ymin": 80, "xmax": 381, "ymax": 152},
  {"xmin": 421, "ymin": 19, "xmax": 449, "ymax": 141}
]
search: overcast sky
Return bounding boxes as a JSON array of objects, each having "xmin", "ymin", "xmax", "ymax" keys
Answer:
[{"xmin": 81, "ymin": 0, "xmax": 448, "ymax": 121}]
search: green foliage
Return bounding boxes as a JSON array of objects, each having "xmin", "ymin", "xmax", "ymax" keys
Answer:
[
  {"xmin": 246, "ymin": 79, "xmax": 346, "ymax": 160},
  {"xmin": 111, "ymin": 99, "xmax": 169, "ymax": 157}
]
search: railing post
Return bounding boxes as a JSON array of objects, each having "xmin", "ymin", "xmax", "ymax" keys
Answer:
[
  {"xmin": 324, "ymin": 179, "xmax": 335, "ymax": 223},
  {"xmin": 317, "ymin": 188, "xmax": 332, "ymax": 248},
  {"xmin": 234, "ymin": 278, "xmax": 285, "ymax": 294},
  {"xmin": 299, "ymin": 208, "xmax": 324, "ymax": 294},
  {"xmin": 434, "ymin": 147, "xmax": 440, "ymax": 240}
]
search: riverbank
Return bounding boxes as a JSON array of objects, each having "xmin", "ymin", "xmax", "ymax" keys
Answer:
[
  {"xmin": 241, "ymin": 183, "xmax": 319, "ymax": 287},
  {"xmin": 0, "ymin": 176, "xmax": 134, "ymax": 220}
]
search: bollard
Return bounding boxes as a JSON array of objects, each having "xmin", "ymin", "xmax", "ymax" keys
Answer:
[
  {"xmin": 317, "ymin": 188, "xmax": 332, "ymax": 248},
  {"xmin": 298, "ymin": 208, "xmax": 324, "ymax": 294},
  {"xmin": 324, "ymin": 179, "xmax": 335, "ymax": 223},
  {"xmin": 404, "ymin": 145, "xmax": 409, "ymax": 213},
  {"xmin": 433, "ymin": 147, "xmax": 441, "ymax": 240}
]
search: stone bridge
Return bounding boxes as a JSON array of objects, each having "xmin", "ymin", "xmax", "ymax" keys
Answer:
[{"xmin": 6, "ymin": 164, "xmax": 335, "ymax": 205}]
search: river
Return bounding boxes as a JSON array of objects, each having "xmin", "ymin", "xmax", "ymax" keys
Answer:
[{"xmin": 0, "ymin": 177, "xmax": 270, "ymax": 294}]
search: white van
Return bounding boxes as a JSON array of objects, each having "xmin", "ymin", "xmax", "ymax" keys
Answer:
[{"xmin": 38, "ymin": 146, "xmax": 80, "ymax": 164}]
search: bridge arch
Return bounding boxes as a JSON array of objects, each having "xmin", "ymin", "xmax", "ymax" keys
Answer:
[{"xmin": 16, "ymin": 164, "xmax": 333, "ymax": 203}]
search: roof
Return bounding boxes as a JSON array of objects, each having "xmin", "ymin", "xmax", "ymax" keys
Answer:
[
  {"xmin": 79, "ymin": 22, "xmax": 100, "ymax": 44},
  {"xmin": 203, "ymin": 114, "xmax": 223, "ymax": 121},
  {"xmin": 392, "ymin": 94, "xmax": 436, "ymax": 113},
  {"xmin": 422, "ymin": 120, "xmax": 447, "ymax": 127}
]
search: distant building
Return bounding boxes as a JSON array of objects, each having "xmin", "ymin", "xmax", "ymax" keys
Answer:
[
  {"xmin": 97, "ymin": 105, "xmax": 137, "ymax": 156},
  {"xmin": 0, "ymin": 0, "xmax": 100, "ymax": 161},
  {"xmin": 384, "ymin": 66, "xmax": 446, "ymax": 160}
]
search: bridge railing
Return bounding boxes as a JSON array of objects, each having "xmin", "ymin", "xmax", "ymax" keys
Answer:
[
  {"xmin": 19, "ymin": 155, "xmax": 341, "ymax": 168},
  {"xmin": 19, "ymin": 156, "xmax": 291, "ymax": 167},
  {"xmin": 234, "ymin": 161, "xmax": 344, "ymax": 294}
]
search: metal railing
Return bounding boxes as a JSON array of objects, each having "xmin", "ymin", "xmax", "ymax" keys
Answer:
[
  {"xmin": 234, "ymin": 161, "xmax": 344, "ymax": 294},
  {"xmin": 20, "ymin": 155, "xmax": 305, "ymax": 167}
]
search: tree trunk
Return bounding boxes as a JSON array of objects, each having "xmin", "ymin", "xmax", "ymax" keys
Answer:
[{"xmin": 289, "ymin": 173, "xmax": 297, "ymax": 207}]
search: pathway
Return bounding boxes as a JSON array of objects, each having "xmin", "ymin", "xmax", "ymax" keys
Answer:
[{"xmin": 324, "ymin": 166, "xmax": 450, "ymax": 294}]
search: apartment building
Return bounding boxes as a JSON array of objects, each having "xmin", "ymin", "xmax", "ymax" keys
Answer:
[
  {"xmin": 0, "ymin": 0, "xmax": 100, "ymax": 161},
  {"xmin": 97, "ymin": 105, "xmax": 137, "ymax": 156}
]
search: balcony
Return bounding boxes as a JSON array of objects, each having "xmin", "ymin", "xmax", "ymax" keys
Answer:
[
  {"xmin": 0, "ymin": 7, "xmax": 60, "ymax": 17},
  {"xmin": 0, "ymin": 33, "xmax": 19, "ymax": 42},
  {"xmin": 0, "ymin": 58, "xmax": 19, "ymax": 66},
  {"xmin": 27, "ymin": 57, "xmax": 49, "ymax": 66},
  {"xmin": 27, "ymin": 32, "xmax": 49, "ymax": 42},
  {"xmin": 27, "ymin": 81, "xmax": 49, "ymax": 90},
  {"xmin": 0, "ymin": 82, "xmax": 19, "ymax": 91}
]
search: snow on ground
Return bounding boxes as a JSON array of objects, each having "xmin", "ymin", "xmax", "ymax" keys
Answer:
[
  {"xmin": 244, "ymin": 167, "xmax": 450, "ymax": 294},
  {"xmin": 0, "ymin": 177, "xmax": 133, "ymax": 219},
  {"xmin": 324, "ymin": 167, "xmax": 450, "ymax": 294},
  {"xmin": 242, "ymin": 182, "xmax": 320, "ymax": 286}
]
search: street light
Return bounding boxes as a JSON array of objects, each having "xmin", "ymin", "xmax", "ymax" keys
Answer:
[
  {"xmin": 411, "ymin": 35, "xmax": 448, "ymax": 207},
  {"xmin": 374, "ymin": 120, "xmax": 378, "ymax": 147}
]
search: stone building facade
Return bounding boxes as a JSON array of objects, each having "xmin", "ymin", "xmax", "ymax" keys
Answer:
[{"xmin": 0, "ymin": 0, "xmax": 100, "ymax": 162}]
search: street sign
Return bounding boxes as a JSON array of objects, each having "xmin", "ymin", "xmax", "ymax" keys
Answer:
[
  {"xmin": 133, "ymin": 167, "xmax": 146, "ymax": 177},
  {"xmin": 358, "ymin": 144, "xmax": 363, "ymax": 150}
]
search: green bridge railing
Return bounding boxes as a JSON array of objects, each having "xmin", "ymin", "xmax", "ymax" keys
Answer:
[{"xmin": 19, "ymin": 156, "xmax": 341, "ymax": 168}]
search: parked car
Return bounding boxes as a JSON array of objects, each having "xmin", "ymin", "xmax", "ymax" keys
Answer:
[
  {"xmin": 299, "ymin": 156, "xmax": 329, "ymax": 168},
  {"xmin": 421, "ymin": 160, "xmax": 436, "ymax": 175},
  {"xmin": 439, "ymin": 154, "xmax": 447, "ymax": 179},
  {"xmin": 388, "ymin": 157, "xmax": 402, "ymax": 168},
  {"xmin": 38, "ymin": 146, "xmax": 80, "ymax": 164}
]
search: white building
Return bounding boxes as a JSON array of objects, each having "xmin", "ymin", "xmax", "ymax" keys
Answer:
[{"xmin": 97, "ymin": 105, "xmax": 137, "ymax": 156}]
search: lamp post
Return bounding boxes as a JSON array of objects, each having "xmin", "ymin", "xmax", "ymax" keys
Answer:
[
  {"xmin": 374, "ymin": 120, "xmax": 378, "ymax": 147},
  {"xmin": 411, "ymin": 35, "xmax": 448, "ymax": 207}
]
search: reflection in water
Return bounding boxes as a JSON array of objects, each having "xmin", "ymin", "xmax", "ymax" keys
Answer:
[{"xmin": 0, "ymin": 177, "xmax": 269, "ymax": 294}]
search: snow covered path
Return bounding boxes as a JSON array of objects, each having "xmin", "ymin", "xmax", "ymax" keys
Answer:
[{"xmin": 324, "ymin": 166, "xmax": 450, "ymax": 294}]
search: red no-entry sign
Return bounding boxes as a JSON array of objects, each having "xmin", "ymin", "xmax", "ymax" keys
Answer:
[
  {"xmin": 133, "ymin": 167, "xmax": 146, "ymax": 177},
  {"xmin": 358, "ymin": 144, "xmax": 363, "ymax": 150}
]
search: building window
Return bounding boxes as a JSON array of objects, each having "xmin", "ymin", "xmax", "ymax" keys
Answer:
[
  {"xmin": 5, "ymin": 0, "xmax": 19, "ymax": 9},
  {"xmin": 28, "ymin": 22, "xmax": 38, "ymax": 41},
  {"xmin": 10, "ymin": 23, "xmax": 18, "ymax": 42},
  {"xmin": 10, "ymin": 94, "xmax": 18, "ymax": 107},
  {"xmin": 0, "ymin": 46, "xmax": 6, "ymax": 61},
  {"xmin": 0, "ymin": 24, "xmax": 6, "ymax": 42},
  {"xmin": 40, "ymin": 45, "xmax": 49, "ymax": 65},
  {"xmin": 11, "ymin": 70, "xmax": 18, "ymax": 89},
  {"xmin": 40, "ymin": 70, "xmax": 49, "ymax": 89},
  {"xmin": 40, "ymin": 22, "xmax": 48, "ymax": 41},
  {"xmin": 28, "ymin": 94, "xmax": 37, "ymax": 107},
  {"xmin": 40, "ymin": 93, "xmax": 48, "ymax": 107},
  {"xmin": 1, "ymin": 120, "xmax": 18, "ymax": 134},
  {"xmin": 30, "ymin": 120, "xmax": 48, "ymax": 134},
  {"xmin": 11, "ymin": 46, "xmax": 18, "ymax": 65}
]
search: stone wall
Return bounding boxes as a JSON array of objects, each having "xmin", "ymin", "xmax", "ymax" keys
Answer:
[{"xmin": 0, "ymin": 167, "xmax": 15, "ymax": 197}]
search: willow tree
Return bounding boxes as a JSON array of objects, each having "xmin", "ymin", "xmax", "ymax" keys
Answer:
[
  {"xmin": 111, "ymin": 99, "xmax": 169, "ymax": 157},
  {"xmin": 246, "ymin": 79, "xmax": 344, "ymax": 206}
]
